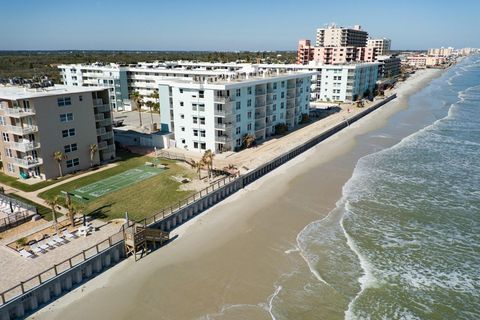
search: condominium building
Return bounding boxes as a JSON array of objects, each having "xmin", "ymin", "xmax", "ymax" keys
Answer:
[
  {"xmin": 427, "ymin": 47, "xmax": 454, "ymax": 56},
  {"xmin": 313, "ymin": 46, "xmax": 377, "ymax": 64},
  {"xmin": 367, "ymin": 38, "xmax": 391, "ymax": 55},
  {"xmin": 0, "ymin": 85, "xmax": 115, "ymax": 180},
  {"xmin": 376, "ymin": 55, "xmax": 401, "ymax": 79},
  {"xmin": 297, "ymin": 40, "xmax": 315, "ymax": 65},
  {"xmin": 158, "ymin": 68, "xmax": 315, "ymax": 153},
  {"xmin": 316, "ymin": 25, "xmax": 368, "ymax": 47}
]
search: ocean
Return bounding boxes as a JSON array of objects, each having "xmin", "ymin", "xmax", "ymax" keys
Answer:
[{"xmin": 271, "ymin": 56, "xmax": 480, "ymax": 319}]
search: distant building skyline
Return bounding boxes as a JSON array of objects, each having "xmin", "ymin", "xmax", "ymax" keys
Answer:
[{"xmin": 1, "ymin": 0, "xmax": 479, "ymax": 51}]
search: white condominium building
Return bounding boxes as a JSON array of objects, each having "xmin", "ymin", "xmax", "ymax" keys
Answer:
[
  {"xmin": 0, "ymin": 85, "xmax": 115, "ymax": 180},
  {"xmin": 367, "ymin": 38, "xmax": 391, "ymax": 55},
  {"xmin": 158, "ymin": 68, "xmax": 316, "ymax": 153},
  {"xmin": 316, "ymin": 24, "xmax": 368, "ymax": 47}
]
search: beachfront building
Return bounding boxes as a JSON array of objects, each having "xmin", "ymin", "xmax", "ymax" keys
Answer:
[
  {"xmin": 0, "ymin": 85, "xmax": 115, "ymax": 180},
  {"xmin": 297, "ymin": 40, "xmax": 315, "ymax": 65},
  {"xmin": 427, "ymin": 47, "xmax": 454, "ymax": 56},
  {"xmin": 367, "ymin": 38, "xmax": 391, "ymax": 55},
  {"xmin": 312, "ymin": 46, "xmax": 377, "ymax": 65},
  {"xmin": 376, "ymin": 55, "xmax": 401, "ymax": 79},
  {"xmin": 158, "ymin": 67, "xmax": 316, "ymax": 153},
  {"xmin": 316, "ymin": 24, "xmax": 368, "ymax": 47}
]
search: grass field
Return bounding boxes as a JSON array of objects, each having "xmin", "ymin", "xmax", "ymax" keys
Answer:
[
  {"xmin": 39, "ymin": 151, "xmax": 196, "ymax": 221},
  {"xmin": 72, "ymin": 166, "xmax": 164, "ymax": 200}
]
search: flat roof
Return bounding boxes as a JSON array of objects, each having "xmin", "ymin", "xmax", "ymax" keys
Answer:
[{"xmin": 0, "ymin": 85, "xmax": 105, "ymax": 100}]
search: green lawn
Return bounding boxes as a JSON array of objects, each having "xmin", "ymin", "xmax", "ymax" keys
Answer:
[
  {"xmin": 38, "ymin": 152, "xmax": 196, "ymax": 221},
  {"xmin": 0, "ymin": 172, "xmax": 63, "ymax": 192}
]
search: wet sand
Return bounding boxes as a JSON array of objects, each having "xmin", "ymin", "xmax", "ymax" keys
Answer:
[{"xmin": 30, "ymin": 68, "xmax": 444, "ymax": 320}]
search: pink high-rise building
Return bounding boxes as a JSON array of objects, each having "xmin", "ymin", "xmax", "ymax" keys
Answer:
[{"xmin": 297, "ymin": 40, "xmax": 315, "ymax": 65}]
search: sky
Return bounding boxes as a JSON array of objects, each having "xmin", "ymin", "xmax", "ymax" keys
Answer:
[{"xmin": 1, "ymin": 0, "xmax": 479, "ymax": 51}]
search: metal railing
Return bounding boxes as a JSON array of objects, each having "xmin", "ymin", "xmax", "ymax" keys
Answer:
[
  {"xmin": 0, "ymin": 125, "xmax": 38, "ymax": 135},
  {"xmin": 4, "ymin": 141, "xmax": 40, "ymax": 152},
  {"xmin": 0, "ymin": 106, "xmax": 35, "ymax": 117},
  {"xmin": 0, "ymin": 229, "xmax": 124, "ymax": 305},
  {"xmin": 8, "ymin": 157, "xmax": 42, "ymax": 168}
]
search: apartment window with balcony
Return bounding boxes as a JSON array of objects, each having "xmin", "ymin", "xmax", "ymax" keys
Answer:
[
  {"xmin": 236, "ymin": 101, "xmax": 241, "ymax": 110},
  {"xmin": 236, "ymin": 114, "xmax": 241, "ymax": 123},
  {"xmin": 66, "ymin": 158, "xmax": 80, "ymax": 168},
  {"xmin": 236, "ymin": 127, "xmax": 241, "ymax": 135},
  {"xmin": 236, "ymin": 89, "xmax": 241, "ymax": 97},
  {"xmin": 2, "ymin": 132, "xmax": 10, "ymax": 142},
  {"xmin": 60, "ymin": 113, "xmax": 74, "ymax": 122},
  {"xmin": 58, "ymin": 97, "xmax": 72, "ymax": 107}
]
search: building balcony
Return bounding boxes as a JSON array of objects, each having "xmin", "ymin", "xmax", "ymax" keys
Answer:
[
  {"xmin": 95, "ymin": 113, "xmax": 105, "ymax": 121},
  {"xmin": 214, "ymin": 96, "xmax": 232, "ymax": 104},
  {"xmin": 0, "ymin": 106, "xmax": 35, "ymax": 118},
  {"xmin": 1, "ymin": 125, "xmax": 38, "ymax": 135},
  {"xmin": 94, "ymin": 104, "xmax": 110, "ymax": 113},
  {"xmin": 215, "ymin": 122, "xmax": 233, "ymax": 131},
  {"xmin": 9, "ymin": 156, "xmax": 43, "ymax": 169},
  {"xmin": 98, "ymin": 141, "xmax": 108, "ymax": 149},
  {"xmin": 255, "ymin": 90, "xmax": 266, "ymax": 96},
  {"xmin": 255, "ymin": 111, "xmax": 266, "ymax": 119},
  {"xmin": 5, "ymin": 141, "xmax": 41, "ymax": 152},
  {"xmin": 213, "ymin": 108, "xmax": 233, "ymax": 117},
  {"xmin": 215, "ymin": 136, "xmax": 230, "ymax": 143}
]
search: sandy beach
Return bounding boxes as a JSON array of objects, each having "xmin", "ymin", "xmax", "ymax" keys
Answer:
[{"xmin": 30, "ymin": 68, "xmax": 444, "ymax": 320}]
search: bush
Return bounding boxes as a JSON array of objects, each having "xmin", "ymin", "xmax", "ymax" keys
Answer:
[{"xmin": 274, "ymin": 123, "xmax": 289, "ymax": 135}]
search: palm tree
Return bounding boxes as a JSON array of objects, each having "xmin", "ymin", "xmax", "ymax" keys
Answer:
[
  {"xmin": 45, "ymin": 196, "xmax": 60, "ymax": 225},
  {"xmin": 150, "ymin": 90, "xmax": 160, "ymax": 117},
  {"xmin": 202, "ymin": 149, "xmax": 215, "ymax": 179},
  {"xmin": 242, "ymin": 134, "xmax": 256, "ymax": 148},
  {"xmin": 189, "ymin": 159, "xmax": 205, "ymax": 179},
  {"xmin": 89, "ymin": 144, "xmax": 98, "ymax": 167},
  {"xmin": 145, "ymin": 100, "xmax": 155, "ymax": 130},
  {"xmin": 130, "ymin": 91, "xmax": 143, "ymax": 127},
  {"xmin": 53, "ymin": 151, "xmax": 67, "ymax": 177},
  {"xmin": 66, "ymin": 201, "xmax": 77, "ymax": 227}
]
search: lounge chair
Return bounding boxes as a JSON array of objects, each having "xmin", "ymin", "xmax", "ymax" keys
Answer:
[
  {"xmin": 53, "ymin": 235, "xmax": 67, "ymax": 244},
  {"xmin": 39, "ymin": 243, "xmax": 50, "ymax": 251},
  {"xmin": 31, "ymin": 244, "xmax": 44, "ymax": 254},
  {"xmin": 63, "ymin": 230, "xmax": 77, "ymax": 240},
  {"xmin": 47, "ymin": 238, "xmax": 57, "ymax": 247},
  {"xmin": 19, "ymin": 249, "xmax": 33, "ymax": 258}
]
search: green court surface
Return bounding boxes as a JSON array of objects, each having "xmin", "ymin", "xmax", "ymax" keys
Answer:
[{"xmin": 71, "ymin": 165, "xmax": 164, "ymax": 201}]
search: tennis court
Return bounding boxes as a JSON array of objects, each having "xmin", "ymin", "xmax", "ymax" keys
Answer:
[{"xmin": 71, "ymin": 165, "xmax": 164, "ymax": 201}]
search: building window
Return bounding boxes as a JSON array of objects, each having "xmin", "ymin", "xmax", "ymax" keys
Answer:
[
  {"xmin": 199, "ymin": 91, "xmax": 204, "ymax": 98},
  {"xmin": 180, "ymin": 114, "xmax": 185, "ymax": 119},
  {"xmin": 247, "ymin": 123, "xmax": 252, "ymax": 131},
  {"xmin": 273, "ymin": 83, "xmax": 277, "ymax": 90},
  {"xmin": 281, "ymin": 102, "xmax": 284, "ymax": 109},
  {"xmin": 200, "ymin": 130, "xmax": 206, "ymax": 137},
  {"xmin": 236, "ymin": 101, "xmax": 241, "ymax": 110},
  {"xmin": 236, "ymin": 138, "xmax": 241, "ymax": 146},
  {"xmin": 181, "ymin": 127, "xmax": 185, "ymax": 132},
  {"xmin": 247, "ymin": 99, "xmax": 252, "ymax": 107},
  {"xmin": 194, "ymin": 142, "xmax": 198, "ymax": 149},
  {"xmin": 180, "ymin": 101, "xmax": 184, "ymax": 107},
  {"xmin": 273, "ymin": 104, "xmax": 277, "ymax": 111},
  {"xmin": 64, "ymin": 143, "xmax": 78, "ymax": 153},
  {"xmin": 7, "ymin": 163, "xmax": 15, "ymax": 173},
  {"xmin": 200, "ymin": 117, "xmax": 205, "ymax": 125},
  {"xmin": 236, "ymin": 89, "xmax": 241, "ymax": 97},
  {"xmin": 247, "ymin": 87, "xmax": 252, "ymax": 95},
  {"xmin": 79, "ymin": 95, "xmax": 83, "ymax": 101},
  {"xmin": 0, "ymin": 116, "xmax": 6, "ymax": 126},
  {"xmin": 236, "ymin": 114, "xmax": 241, "ymax": 123},
  {"xmin": 273, "ymin": 94, "xmax": 277, "ymax": 101},
  {"xmin": 60, "ymin": 113, "xmax": 74, "ymax": 122},
  {"xmin": 281, "ymin": 81, "xmax": 285, "ymax": 88},
  {"xmin": 200, "ymin": 143, "xmax": 206, "ymax": 150},
  {"xmin": 57, "ymin": 97, "xmax": 72, "ymax": 107},
  {"xmin": 193, "ymin": 129, "xmax": 198, "ymax": 137},
  {"xmin": 193, "ymin": 116, "xmax": 197, "ymax": 124},
  {"xmin": 66, "ymin": 158, "xmax": 80, "ymax": 168},
  {"xmin": 247, "ymin": 111, "xmax": 252, "ymax": 119},
  {"xmin": 2, "ymin": 132, "xmax": 9, "ymax": 142},
  {"xmin": 62, "ymin": 128, "xmax": 75, "ymax": 138},
  {"xmin": 179, "ymin": 89, "xmax": 184, "ymax": 94},
  {"xmin": 236, "ymin": 127, "xmax": 241, "ymax": 135},
  {"xmin": 4, "ymin": 148, "xmax": 13, "ymax": 157},
  {"xmin": 281, "ymin": 92, "xmax": 285, "ymax": 99}
]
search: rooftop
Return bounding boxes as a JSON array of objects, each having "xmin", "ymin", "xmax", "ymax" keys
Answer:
[{"xmin": 0, "ymin": 85, "xmax": 106, "ymax": 100}]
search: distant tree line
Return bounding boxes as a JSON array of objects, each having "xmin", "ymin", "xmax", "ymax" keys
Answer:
[{"xmin": 0, "ymin": 50, "xmax": 297, "ymax": 83}]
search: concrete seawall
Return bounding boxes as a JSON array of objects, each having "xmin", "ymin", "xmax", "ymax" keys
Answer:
[{"xmin": 0, "ymin": 94, "xmax": 396, "ymax": 319}]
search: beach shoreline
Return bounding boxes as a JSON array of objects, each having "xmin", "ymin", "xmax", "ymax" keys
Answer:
[{"xmin": 29, "ymin": 67, "xmax": 446, "ymax": 320}]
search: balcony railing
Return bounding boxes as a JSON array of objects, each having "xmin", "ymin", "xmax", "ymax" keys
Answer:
[
  {"xmin": 94, "ymin": 104, "xmax": 110, "ymax": 113},
  {"xmin": 215, "ymin": 136, "xmax": 230, "ymax": 143},
  {"xmin": 95, "ymin": 113, "xmax": 105, "ymax": 121},
  {"xmin": 8, "ymin": 157, "xmax": 43, "ymax": 168},
  {"xmin": 1, "ymin": 125, "xmax": 38, "ymax": 135},
  {"xmin": 5, "ymin": 141, "xmax": 40, "ymax": 152},
  {"xmin": 214, "ymin": 96, "xmax": 232, "ymax": 103},
  {"xmin": 0, "ymin": 106, "xmax": 35, "ymax": 117}
]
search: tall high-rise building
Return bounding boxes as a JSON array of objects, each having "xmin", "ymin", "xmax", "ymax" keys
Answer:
[
  {"xmin": 316, "ymin": 24, "xmax": 368, "ymax": 47},
  {"xmin": 297, "ymin": 40, "xmax": 315, "ymax": 65},
  {"xmin": 367, "ymin": 38, "xmax": 391, "ymax": 55}
]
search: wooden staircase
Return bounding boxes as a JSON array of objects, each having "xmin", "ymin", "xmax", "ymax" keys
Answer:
[{"xmin": 124, "ymin": 223, "xmax": 170, "ymax": 261}]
